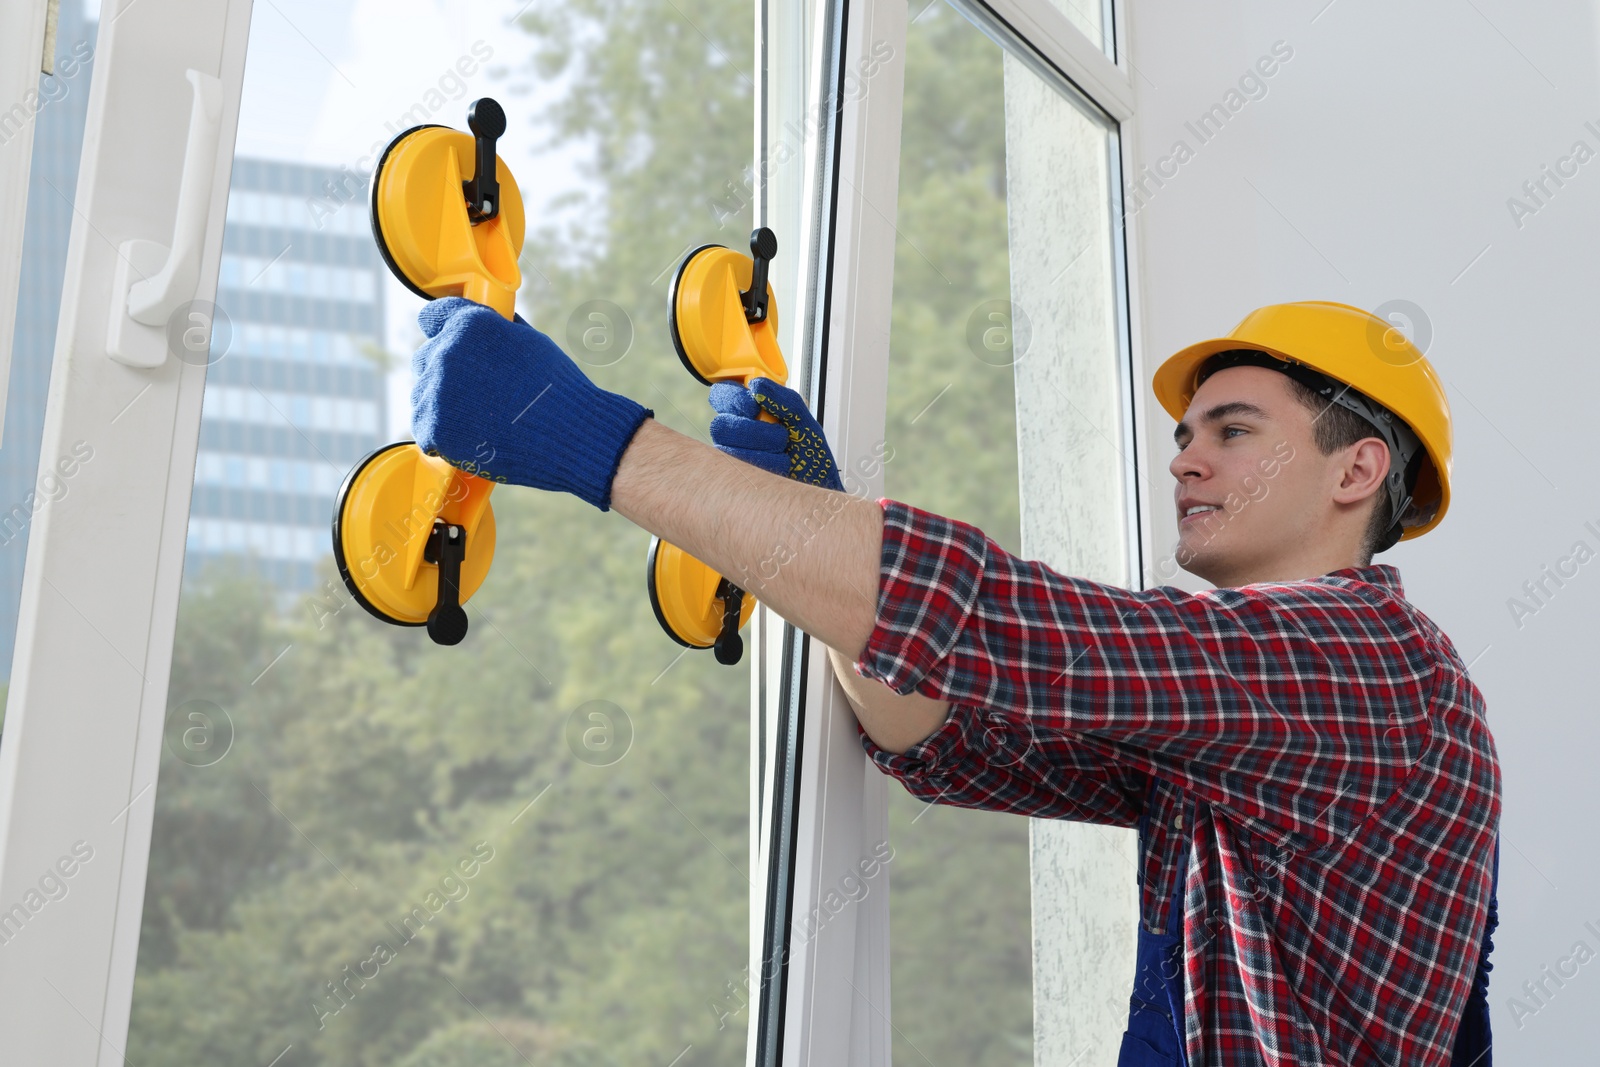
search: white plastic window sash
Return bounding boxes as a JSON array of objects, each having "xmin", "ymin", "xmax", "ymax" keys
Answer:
[
  {"xmin": 750, "ymin": 0, "xmax": 1147, "ymax": 1065},
  {"xmin": 965, "ymin": 0, "xmax": 1133, "ymax": 121},
  {"xmin": 0, "ymin": 0, "xmax": 252, "ymax": 1062},
  {"xmin": 746, "ymin": 0, "xmax": 905, "ymax": 1062}
]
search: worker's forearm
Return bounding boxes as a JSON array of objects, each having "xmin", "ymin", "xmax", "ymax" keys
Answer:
[
  {"xmin": 825, "ymin": 646, "xmax": 953, "ymax": 755},
  {"xmin": 610, "ymin": 420, "xmax": 953, "ymax": 755},
  {"xmin": 609, "ymin": 418, "xmax": 883, "ymax": 660}
]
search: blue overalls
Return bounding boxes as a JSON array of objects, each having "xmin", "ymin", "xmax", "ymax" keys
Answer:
[
  {"xmin": 1117, "ymin": 795, "xmax": 1191, "ymax": 1066},
  {"xmin": 1449, "ymin": 840, "xmax": 1499, "ymax": 1067},
  {"xmin": 1116, "ymin": 794, "xmax": 1500, "ymax": 1067}
]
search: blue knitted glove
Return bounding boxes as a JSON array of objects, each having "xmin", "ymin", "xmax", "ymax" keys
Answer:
[
  {"xmin": 708, "ymin": 377, "xmax": 842, "ymax": 491},
  {"xmin": 411, "ymin": 297, "xmax": 653, "ymax": 510}
]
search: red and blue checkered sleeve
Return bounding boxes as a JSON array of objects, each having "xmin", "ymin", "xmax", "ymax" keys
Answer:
[
  {"xmin": 855, "ymin": 704, "xmax": 1148, "ymax": 827},
  {"xmin": 853, "ymin": 500, "xmax": 1440, "ymax": 843}
]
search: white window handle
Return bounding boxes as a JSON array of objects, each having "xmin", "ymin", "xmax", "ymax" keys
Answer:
[{"xmin": 107, "ymin": 68, "xmax": 223, "ymax": 367}]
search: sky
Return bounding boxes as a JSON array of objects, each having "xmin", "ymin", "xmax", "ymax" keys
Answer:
[{"xmin": 231, "ymin": 0, "xmax": 588, "ymax": 437}]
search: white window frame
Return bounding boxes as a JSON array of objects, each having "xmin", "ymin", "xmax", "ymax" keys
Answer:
[
  {"xmin": 0, "ymin": 0, "xmax": 251, "ymax": 1061},
  {"xmin": 749, "ymin": 0, "xmax": 1150, "ymax": 1064},
  {"xmin": 0, "ymin": 0, "xmax": 1148, "ymax": 1063}
]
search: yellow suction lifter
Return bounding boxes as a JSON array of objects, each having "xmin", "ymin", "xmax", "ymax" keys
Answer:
[
  {"xmin": 332, "ymin": 98, "xmax": 524, "ymax": 646},
  {"xmin": 648, "ymin": 228, "xmax": 788, "ymax": 666}
]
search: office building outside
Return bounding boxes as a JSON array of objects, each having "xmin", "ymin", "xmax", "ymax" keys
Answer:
[{"xmin": 187, "ymin": 158, "xmax": 389, "ymax": 593}]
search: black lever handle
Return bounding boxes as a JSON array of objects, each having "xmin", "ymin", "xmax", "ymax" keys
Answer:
[
  {"xmin": 424, "ymin": 520, "xmax": 470, "ymax": 645},
  {"xmin": 742, "ymin": 227, "xmax": 777, "ymax": 324},
  {"xmin": 463, "ymin": 97, "xmax": 506, "ymax": 225},
  {"xmin": 713, "ymin": 577, "xmax": 745, "ymax": 665}
]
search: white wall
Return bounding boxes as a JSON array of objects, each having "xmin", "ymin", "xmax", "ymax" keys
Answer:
[{"xmin": 1127, "ymin": 1, "xmax": 1600, "ymax": 1060}]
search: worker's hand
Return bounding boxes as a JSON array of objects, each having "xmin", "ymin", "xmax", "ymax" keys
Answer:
[
  {"xmin": 410, "ymin": 297, "xmax": 653, "ymax": 510},
  {"xmin": 708, "ymin": 377, "xmax": 843, "ymax": 491}
]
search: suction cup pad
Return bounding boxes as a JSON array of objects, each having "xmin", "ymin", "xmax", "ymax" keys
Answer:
[
  {"xmin": 370, "ymin": 125, "xmax": 527, "ymax": 318},
  {"xmin": 334, "ymin": 442, "xmax": 498, "ymax": 627},
  {"xmin": 652, "ymin": 237, "xmax": 786, "ymax": 659},
  {"xmin": 668, "ymin": 245, "xmax": 787, "ymax": 386},
  {"xmin": 646, "ymin": 536, "xmax": 756, "ymax": 649},
  {"xmin": 667, "ymin": 244, "xmax": 722, "ymax": 385}
]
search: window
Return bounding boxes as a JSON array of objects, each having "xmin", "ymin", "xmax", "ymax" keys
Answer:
[
  {"xmin": 122, "ymin": 3, "xmax": 757, "ymax": 1063},
  {"xmin": 881, "ymin": 8, "xmax": 1034, "ymax": 1063},
  {"xmin": 877, "ymin": 3, "xmax": 1134, "ymax": 1063},
  {"xmin": 737, "ymin": 0, "xmax": 1139, "ymax": 1060},
  {"xmin": 0, "ymin": 0, "xmax": 1138, "ymax": 1061}
]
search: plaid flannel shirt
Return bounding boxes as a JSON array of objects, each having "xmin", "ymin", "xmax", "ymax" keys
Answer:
[{"xmin": 853, "ymin": 500, "xmax": 1500, "ymax": 1067}]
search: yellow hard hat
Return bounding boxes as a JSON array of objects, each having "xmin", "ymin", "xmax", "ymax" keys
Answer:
[{"xmin": 1151, "ymin": 301, "xmax": 1452, "ymax": 541}]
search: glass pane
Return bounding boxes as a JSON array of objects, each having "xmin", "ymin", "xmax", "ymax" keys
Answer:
[
  {"xmin": 1048, "ymin": 0, "xmax": 1113, "ymax": 59},
  {"xmin": 760, "ymin": 0, "xmax": 820, "ymax": 330},
  {"xmin": 0, "ymin": 2, "xmax": 98, "ymax": 718},
  {"xmin": 882, "ymin": 5, "xmax": 1128, "ymax": 1065},
  {"xmin": 1003, "ymin": 42, "xmax": 1136, "ymax": 1067},
  {"xmin": 932, "ymin": 0, "xmax": 1113, "ymax": 61},
  {"xmin": 882, "ymin": 7, "xmax": 1030, "ymax": 1066},
  {"xmin": 126, "ymin": 2, "xmax": 754, "ymax": 1064}
]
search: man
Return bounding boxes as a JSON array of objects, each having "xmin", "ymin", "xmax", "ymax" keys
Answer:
[{"xmin": 410, "ymin": 297, "xmax": 1499, "ymax": 1066}]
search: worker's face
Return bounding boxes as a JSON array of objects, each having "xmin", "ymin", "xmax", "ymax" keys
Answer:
[{"xmin": 1168, "ymin": 366, "xmax": 1320, "ymax": 586}]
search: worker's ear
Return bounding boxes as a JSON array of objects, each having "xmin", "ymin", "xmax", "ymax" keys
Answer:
[{"xmin": 1331, "ymin": 437, "xmax": 1389, "ymax": 506}]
